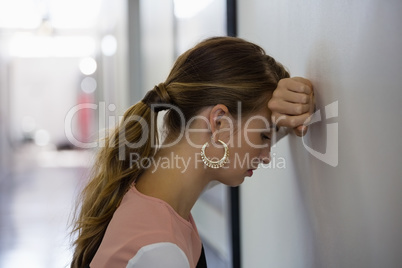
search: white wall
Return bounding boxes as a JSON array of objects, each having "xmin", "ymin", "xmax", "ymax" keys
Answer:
[
  {"xmin": 174, "ymin": 0, "xmax": 227, "ymax": 55},
  {"xmin": 0, "ymin": 33, "xmax": 11, "ymax": 179},
  {"xmin": 98, "ymin": 0, "xmax": 130, "ymax": 114},
  {"xmin": 139, "ymin": 0, "xmax": 175, "ymax": 94},
  {"xmin": 238, "ymin": 1, "xmax": 402, "ymax": 268}
]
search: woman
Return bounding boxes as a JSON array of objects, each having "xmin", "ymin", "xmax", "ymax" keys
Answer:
[{"xmin": 70, "ymin": 36, "xmax": 314, "ymax": 268}]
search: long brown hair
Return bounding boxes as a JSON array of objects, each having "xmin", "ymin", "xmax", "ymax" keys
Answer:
[{"xmin": 70, "ymin": 36, "xmax": 289, "ymax": 267}]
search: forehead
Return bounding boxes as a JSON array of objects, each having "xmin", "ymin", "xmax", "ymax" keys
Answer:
[
  {"xmin": 248, "ymin": 105, "xmax": 272, "ymax": 121},
  {"xmin": 242, "ymin": 106, "xmax": 274, "ymax": 129}
]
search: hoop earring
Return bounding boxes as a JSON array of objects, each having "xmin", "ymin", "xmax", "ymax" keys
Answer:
[{"xmin": 200, "ymin": 140, "xmax": 229, "ymax": 169}]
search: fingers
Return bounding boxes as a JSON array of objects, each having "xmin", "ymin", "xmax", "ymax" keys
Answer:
[
  {"xmin": 293, "ymin": 125, "xmax": 308, "ymax": 137},
  {"xmin": 309, "ymin": 90, "xmax": 316, "ymax": 114},
  {"xmin": 272, "ymin": 87, "xmax": 310, "ymax": 104},
  {"xmin": 268, "ymin": 77, "xmax": 315, "ymax": 138},
  {"xmin": 278, "ymin": 77, "xmax": 312, "ymax": 94},
  {"xmin": 271, "ymin": 112, "xmax": 311, "ymax": 129},
  {"xmin": 268, "ymin": 99, "xmax": 310, "ymax": 115}
]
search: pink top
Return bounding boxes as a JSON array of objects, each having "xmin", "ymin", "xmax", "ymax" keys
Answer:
[{"xmin": 90, "ymin": 186, "xmax": 202, "ymax": 268}]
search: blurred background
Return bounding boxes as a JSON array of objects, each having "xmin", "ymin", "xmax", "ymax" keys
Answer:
[
  {"xmin": 0, "ymin": 0, "xmax": 233, "ymax": 267},
  {"xmin": 1, "ymin": 1, "xmax": 402, "ymax": 268}
]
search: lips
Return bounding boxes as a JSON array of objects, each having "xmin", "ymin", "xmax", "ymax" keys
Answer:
[{"xmin": 246, "ymin": 169, "xmax": 254, "ymax": 176}]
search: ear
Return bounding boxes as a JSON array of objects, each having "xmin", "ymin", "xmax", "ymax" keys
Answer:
[{"xmin": 208, "ymin": 104, "xmax": 231, "ymax": 135}]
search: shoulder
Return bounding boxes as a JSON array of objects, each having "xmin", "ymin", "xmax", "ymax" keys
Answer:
[
  {"xmin": 126, "ymin": 242, "xmax": 190, "ymax": 268},
  {"xmin": 91, "ymin": 187, "xmax": 201, "ymax": 267}
]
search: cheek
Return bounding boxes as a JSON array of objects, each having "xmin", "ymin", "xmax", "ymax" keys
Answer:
[
  {"xmin": 244, "ymin": 131, "xmax": 263, "ymax": 148},
  {"xmin": 225, "ymin": 147, "xmax": 252, "ymax": 171},
  {"xmin": 228, "ymin": 132, "xmax": 267, "ymax": 168}
]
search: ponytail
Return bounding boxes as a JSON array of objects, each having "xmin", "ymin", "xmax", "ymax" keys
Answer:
[{"xmin": 70, "ymin": 101, "xmax": 159, "ymax": 268}]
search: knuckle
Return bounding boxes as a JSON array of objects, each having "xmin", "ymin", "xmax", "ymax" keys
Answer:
[
  {"xmin": 301, "ymin": 114, "xmax": 310, "ymax": 125},
  {"xmin": 306, "ymin": 85, "xmax": 313, "ymax": 94},
  {"xmin": 267, "ymin": 99, "xmax": 276, "ymax": 110},
  {"xmin": 277, "ymin": 78, "xmax": 288, "ymax": 87},
  {"xmin": 270, "ymin": 112, "xmax": 279, "ymax": 120},
  {"xmin": 273, "ymin": 114, "xmax": 286, "ymax": 126},
  {"xmin": 267, "ymin": 100, "xmax": 273, "ymax": 110},
  {"xmin": 303, "ymin": 103, "xmax": 309, "ymax": 113},
  {"xmin": 304, "ymin": 85, "xmax": 312, "ymax": 94},
  {"xmin": 294, "ymin": 104, "xmax": 303, "ymax": 115},
  {"xmin": 289, "ymin": 118, "xmax": 298, "ymax": 128},
  {"xmin": 272, "ymin": 89, "xmax": 281, "ymax": 98}
]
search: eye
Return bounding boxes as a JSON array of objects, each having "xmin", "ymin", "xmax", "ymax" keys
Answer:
[{"xmin": 261, "ymin": 133, "xmax": 271, "ymax": 140}]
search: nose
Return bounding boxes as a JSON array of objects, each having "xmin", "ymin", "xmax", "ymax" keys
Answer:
[{"xmin": 260, "ymin": 148, "xmax": 271, "ymax": 165}]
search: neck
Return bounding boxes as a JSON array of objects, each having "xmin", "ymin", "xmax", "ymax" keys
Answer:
[{"xmin": 134, "ymin": 143, "xmax": 212, "ymax": 220}]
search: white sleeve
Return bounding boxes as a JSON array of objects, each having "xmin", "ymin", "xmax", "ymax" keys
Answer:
[{"xmin": 126, "ymin": 242, "xmax": 190, "ymax": 268}]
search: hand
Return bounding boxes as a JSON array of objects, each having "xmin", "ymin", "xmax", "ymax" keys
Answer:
[{"xmin": 268, "ymin": 77, "xmax": 315, "ymax": 137}]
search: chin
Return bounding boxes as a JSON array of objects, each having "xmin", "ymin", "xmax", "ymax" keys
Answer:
[
  {"xmin": 227, "ymin": 177, "xmax": 245, "ymax": 187},
  {"xmin": 216, "ymin": 174, "xmax": 246, "ymax": 187}
]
